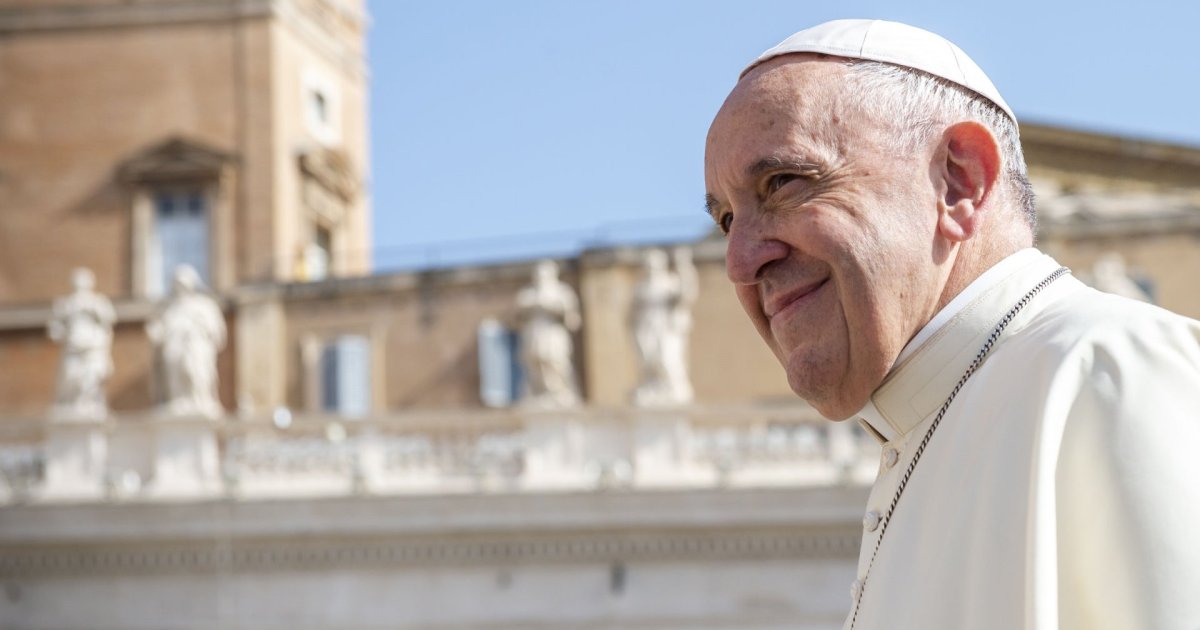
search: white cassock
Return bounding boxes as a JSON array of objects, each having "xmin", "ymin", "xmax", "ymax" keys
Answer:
[{"xmin": 846, "ymin": 249, "xmax": 1200, "ymax": 630}]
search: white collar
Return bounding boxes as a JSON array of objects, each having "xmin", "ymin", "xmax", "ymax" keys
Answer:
[
  {"xmin": 856, "ymin": 248, "xmax": 1059, "ymax": 442},
  {"xmin": 893, "ymin": 248, "xmax": 1042, "ymax": 367}
]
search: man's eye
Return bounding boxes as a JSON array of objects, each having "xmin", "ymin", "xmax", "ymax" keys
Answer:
[
  {"xmin": 768, "ymin": 173, "xmax": 798, "ymax": 193},
  {"xmin": 719, "ymin": 213, "xmax": 733, "ymax": 235}
]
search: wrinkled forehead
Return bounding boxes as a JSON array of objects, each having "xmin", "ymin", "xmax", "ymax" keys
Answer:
[
  {"xmin": 744, "ymin": 55, "xmax": 835, "ymax": 100},
  {"xmin": 705, "ymin": 56, "xmax": 858, "ymax": 167},
  {"xmin": 711, "ymin": 56, "xmax": 853, "ymax": 136}
]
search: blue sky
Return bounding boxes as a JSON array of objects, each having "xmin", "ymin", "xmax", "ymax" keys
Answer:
[{"xmin": 367, "ymin": 1, "xmax": 1200, "ymax": 271}]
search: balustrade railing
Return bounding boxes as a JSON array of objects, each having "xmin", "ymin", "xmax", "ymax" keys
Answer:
[{"xmin": 0, "ymin": 405, "xmax": 881, "ymax": 504}]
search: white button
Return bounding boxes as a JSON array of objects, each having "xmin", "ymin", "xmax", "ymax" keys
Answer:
[
  {"xmin": 863, "ymin": 510, "xmax": 881, "ymax": 532},
  {"xmin": 850, "ymin": 578, "xmax": 861, "ymax": 601},
  {"xmin": 882, "ymin": 447, "xmax": 899, "ymax": 470}
]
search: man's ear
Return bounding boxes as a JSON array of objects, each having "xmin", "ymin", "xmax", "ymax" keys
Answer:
[{"xmin": 936, "ymin": 121, "xmax": 1001, "ymax": 243}]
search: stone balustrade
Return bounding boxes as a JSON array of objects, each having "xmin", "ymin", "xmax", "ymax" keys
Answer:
[{"xmin": 0, "ymin": 405, "xmax": 881, "ymax": 504}]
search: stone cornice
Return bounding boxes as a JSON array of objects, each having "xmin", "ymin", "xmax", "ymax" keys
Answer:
[
  {"xmin": 1022, "ymin": 122, "xmax": 1200, "ymax": 170},
  {"xmin": 273, "ymin": 0, "xmax": 368, "ymax": 79},
  {"xmin": 118, "ymin": 136, "xmax": 237, "ymax": 185},
  {"xmin": 1022, "ymin": 122, "xmax": 1200, "ymax": 190},
  {"xmin": 0, "ymin": 487, "xmax": 868, "ymax": 542},
  {"xmin": 234, "ymin": 257, "xmax": 578, "ymax": 305},
  {"xmin": 0, "ymin": 296, "xmax": 234, "ymax": 332},
  {"xmin": 0, "ymin": 299, "xmax": 155, "ymax": 331},
  {"xmin": 0, "ymin": 488, "xmax": 866, "ymax": 578},
  {"xmin": 0, "ymin": 0, "xmax": 275, "ymax": 33},
  {"xmin": 0, "ymin": 0, "xmax": 367, "ymax": 78},
  {"xmin": 234, "ymin": 239, "xmax": 727, "ymax": 306},
  {"xmin": 580, "ymin": 238, "xmax": 727, "ymax": 267},
  {"xmin": 1039, "ymin": 209, "xmax": 1200, "ymax": 240},
  {"xmin": 0, "ymin": 526, "xmax": 862, "ymax": 578}
]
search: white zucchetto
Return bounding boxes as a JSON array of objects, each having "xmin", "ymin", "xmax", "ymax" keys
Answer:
[{"xmin": 743, "ymin": 19, "xmax": 1015, "ymax": 122}]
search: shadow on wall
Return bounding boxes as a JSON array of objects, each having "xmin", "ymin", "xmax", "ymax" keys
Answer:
[
  {"xmin": 0, "ymin": 330, "xmax": 56, "ymax": 415},
  {"xmin": 60, "ymin": 173, "xmax": 129, "ymax": 299},
  {"xmin": 392, "ymin": 338, "xmax": 480, "ymax": 408},
  {"xmin": 106, "ymin": 322, "xmax": 154, "ymax": 412}
]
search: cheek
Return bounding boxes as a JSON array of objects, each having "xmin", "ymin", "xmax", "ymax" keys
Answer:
[{"xmin": 734, "ymin": 284, "xmax": 777, "ymax": 347}]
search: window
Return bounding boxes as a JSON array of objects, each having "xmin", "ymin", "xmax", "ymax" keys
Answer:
[
  {"xmin": 311, "ymin": 90, "xmax": 328, "ymax": 125},
  {"xmin": 319, "ymin": 335, "xmax": 371, "ymax": 417},
  {"xmin": 311, "ymin": 224, "xmax": 333, "ymax": 280},
  {"xmin": 118, "ymin": 137, "xmax": 231, "ymax": 299},
  {"xmin": 298, "ymin": 147, "xmax": 356, "ymax": 282},
  {"xmin": 150, "ymin": 189, "xmax": 210, "ymax": 298},
  {"xmin": 303, "ymin": 68, "xmax": 341, "ymax": 144},
  {"xmin": 477, "ymin": 319, "xmax": 523, "ymax": 407}
]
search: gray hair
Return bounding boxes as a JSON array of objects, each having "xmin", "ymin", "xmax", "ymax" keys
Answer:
[{"xmin": 843, "ymin": 61, "xmax": 1037, "ymax": 230}]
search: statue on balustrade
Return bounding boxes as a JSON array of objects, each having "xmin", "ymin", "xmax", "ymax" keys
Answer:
[
  {"xmin": 631, "ymin": 247, "xmax": 699, "ymax": 407},
  {"xmin": 1089, "ymin": 252, "xmax": 1153, "ymax": 303},
  {"xmin": 516, "ymin": 260, "xmax": 582, "ymax": 408},
  {"xmin": 146, "ymin": 265, "xmax": 226, "ymax": 418},
  {"xmin": 47, "ymin": 267, "xmax": 115, "ymax": 420}
]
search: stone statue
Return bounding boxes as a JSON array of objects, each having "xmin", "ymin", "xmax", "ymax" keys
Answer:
[
  {"xmin": 631, "ymin": 247, "xmax": 698, "ymax": 407},
  {"xmin": 47, "ymin": 268, "xmax": 115, "ymax": 420},
  {"xmin": 146, "ymin": 265, "xmax": 226, "ymax": 418},
  {"xmin": 516, "ymin": 260, "xmax": 582, "ymax": 408},
  {"xmin": 1090, "ymin": 252, "xmax": 1153, "ymax": 303}
]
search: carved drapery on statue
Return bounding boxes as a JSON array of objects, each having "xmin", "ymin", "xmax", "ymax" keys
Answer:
[
  {"xmin": 146, "ymin": 265, "xmax": 226, "ymax": 418},
  {"xmin": 516, "ymin": 260, "xmax": 581, "ymax": 408},
  {"xmin": 631, "ymin": 247, "xmax": 698, "ymax": 407},
  {"xmin": 47, "ymin": 268, "xmax": 115, "ymax": 420}
]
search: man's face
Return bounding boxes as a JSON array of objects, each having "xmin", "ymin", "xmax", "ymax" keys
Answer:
[{"xmin": 704, "ymin": 57, "xmax": 944, "ymax": 420}]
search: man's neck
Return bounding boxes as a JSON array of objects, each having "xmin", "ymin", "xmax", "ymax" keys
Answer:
[
  {"xmin": 938, "ymin": 221, "xmax": 1033, "ymax": 312},
  {"xmin": 895, "ymin": 247, "xmax": 1040, "ymax": 369}
]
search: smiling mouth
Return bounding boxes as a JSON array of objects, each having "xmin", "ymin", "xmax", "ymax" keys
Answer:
[{"xmin": 764, "ymin": 278, "xmax": 829, "ymax": 321}]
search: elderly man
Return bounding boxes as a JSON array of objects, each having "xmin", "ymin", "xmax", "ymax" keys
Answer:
[{"xmin": 704, "ymin": 19, "xmax": 1200, "ymax": 630}]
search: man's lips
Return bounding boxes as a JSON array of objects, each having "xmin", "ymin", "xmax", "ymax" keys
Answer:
[{"xmin": 763, "ymin": 278, "xmax": 829, "ymax": 320}]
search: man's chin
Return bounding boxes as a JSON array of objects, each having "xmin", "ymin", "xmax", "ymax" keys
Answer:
[
  {"xmin": 785, "ymin": 370, "xmax": 864, "ymax": 421},
  {"xmin": 810, "ymin": 401, "xmax": 862, "ymax": 422}
]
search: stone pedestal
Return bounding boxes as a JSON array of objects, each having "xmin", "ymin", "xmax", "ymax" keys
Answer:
[
  {"xmin": 826, "ymin": 421, "xmax": 859, "ymax": 483},
  {"xmin": 521, "ymin": 413, "xmax": 587, "ymax": 490},
  {"xmin": 149, "ymin": 415, "xmax": 221, "ymax": 499},
  {"xmin": 632, "ymin": 411, "xmax": 695, "ymax": 487},
  {"xmin": 41, "ymin": 418, "xmax": 108, "ymax": 501}
]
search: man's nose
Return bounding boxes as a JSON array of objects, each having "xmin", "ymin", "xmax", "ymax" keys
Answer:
[{"xmin": 725, "ymin": 214, "xmax": 789, "ymax": 285}]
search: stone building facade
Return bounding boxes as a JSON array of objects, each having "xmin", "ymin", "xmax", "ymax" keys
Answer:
[
  {"xmin": 4, "ymin": 122, "xmax": 1200, "ymax": 420},
  {"xmin": 0, "ymin": 0, "xmax": 370, "ymax": 415},
  {"xmin": 2, "ymin": 3, "xmax": 1199, "ymax": 420},
  {"xmin": 2, "ymin": 2, "xmax": 1200, "ymax": 629}
]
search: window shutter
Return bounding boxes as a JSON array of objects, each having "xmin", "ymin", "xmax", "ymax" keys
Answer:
[
  {"xmin": 478, "ymin": 319, "xmax": 520, "ymax": 407},
  {"xmin": 320, "ymin": 343, "xmax": 340, "ymax": 412},
  {"xmin": 320, "ymin": 335, "xmax": 371, "ymax": 417},
  {"xmin": 336, "ymin": 335, "xmax": 370, "ymax": 417}
]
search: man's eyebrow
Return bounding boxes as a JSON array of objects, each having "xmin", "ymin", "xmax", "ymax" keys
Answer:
[
  {"xmin": 704, "ymin": 193, "xmax": 722, "ymax": 220},
  {"xmin": 747, "ymin": 156, "xmax": 823, "ymax": 178},
  {"xmin": 704, "ymin": 157, "xmax": 822, "ymax": 220}
]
